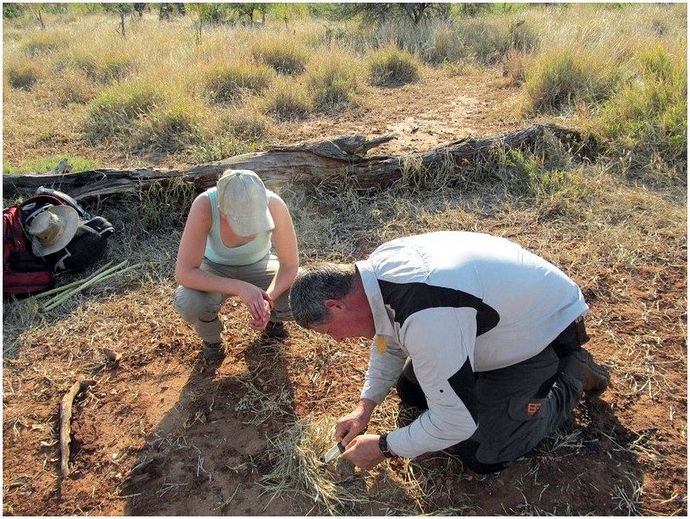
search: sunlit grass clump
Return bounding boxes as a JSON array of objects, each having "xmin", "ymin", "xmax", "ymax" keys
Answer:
[
  {"xmin": 251, "ymin": 37, "xmax": 309, "ymax": 75},
  {"xmin": 306, "ymin": 52, "xmax": 361, "ymax": 111},
  {"xmin": 83, "ymin": 80, "xmax": 162, "ymax": 142},
  {"xmin": 36, "ymin": 71, "xmax": 99, "ymax": 106},
  {"xmin": 133, "ymin": 101, "xmax": 206, "ymax": 153},
  {"xmin": 59, "ymin": 48, "xmax": 135, "ymax": 83},
  {"xmin": 220, "ymin": 105, "xmax": 273, "ymax": 142},
  {"xmin": 18, "ymin": 29, "xmax": 67, "ymax": 56},
  {"xmin": 367, "ymin": 45, "xmax": 420, "ymax": 86},
  {"xmin": 523, "ymin": 49, "xmax": 621, "ymax": 114},
  {"xmin": 261, "ymin": 78, "xmax": 312, "ymax": 121},
  {"xmin": 596, "ymin": 45, "xmax": 687, "ymax": 183},
  {"xmin": 203, "ymin": 61, "xmax": 275, "ymax": 104},
  {"xmin": 191, "ymin": 106, "xmax": 273, "ymax": 162}
]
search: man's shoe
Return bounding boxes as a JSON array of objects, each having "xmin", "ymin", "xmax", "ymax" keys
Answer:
[
  {"xmin": 263, "ymin": 321, "xmax": 288, "ymax": 340},
  {"xmin": 565, "ymin": 349, "xmax": 610, "ymax": 395},
  {"xmin": 202, "ymin": 342, "xmax": 225, "ymax": 361}
]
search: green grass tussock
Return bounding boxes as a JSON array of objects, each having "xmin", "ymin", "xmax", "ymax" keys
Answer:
[
  {"xmin": 132, "ymin": 102, "xmax": 205, "ymax": 153},
  {"xmin": 59, "ymin": 48, "xmax": 135, "ymax": 83},
  {"xmin": 367, "ymin": 45, "xmax": 420, "ymax": 86},
  {"xmin": 523, "ymin": 49, "xmax": 620, "ymax": 114},
  {"xmin": 596, "ymin": 45, "xmax": 687, "ymax": 184},
  {"xmin": 203, "ymin": 61, "xmax": 275, "ymax": 104},
  {"xmin": 220, "ymin": 106, "xmax": 273, "ymax": 142},
  {"xmin": 35, "ymin": 70, "xmax": 99, "ymax": 106},
  {"xmin": 191, "ymin": 105, "xmax": 272, "ymax": 162},
  {"xmin": 261, "ymin": 78, "xmax": 312, "ymax": 121},
  {"xmin": 306, "ymin": 51, "xmax": 361, "ymax": 111},
  {"xmin": 83, "ymin": 80, "xmax": 162, "ymax": 142},
  {"xmin": 5, "ymin": 58, "xmax": 48, "ymax": 90},
  {"xmin": 251, "ymin": 37, "xmax": 309, "ymax": 75}
]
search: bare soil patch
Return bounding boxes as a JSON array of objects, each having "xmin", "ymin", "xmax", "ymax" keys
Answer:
[{"xmin": 3, "ymin": 67, "xmax": 687, "ymax": 516}]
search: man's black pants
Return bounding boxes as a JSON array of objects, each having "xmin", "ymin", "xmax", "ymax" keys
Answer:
[{"xmin": 395, "ymin": 318, "xmax": 589, "ymax": 474}]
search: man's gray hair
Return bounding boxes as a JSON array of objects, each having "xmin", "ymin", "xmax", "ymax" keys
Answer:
[{"xmin": 289, "ymin": 262, "xmax": 357, "ymax": 328}]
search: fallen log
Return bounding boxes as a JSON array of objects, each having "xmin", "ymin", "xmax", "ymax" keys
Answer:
[
  {"xmin": 59, "ymin": 379, "xmax": 92, "ymax": 478},
  {"xmin": 3, "ymin": 124, "xmax": 593, "ymax": 201}
]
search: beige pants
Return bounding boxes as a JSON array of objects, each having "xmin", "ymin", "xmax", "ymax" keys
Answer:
[{"xmin": 173, "ymin": 254, "xmax": 291, "ymax": 344}]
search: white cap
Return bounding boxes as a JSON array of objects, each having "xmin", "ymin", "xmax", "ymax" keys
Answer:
[{"xmin": 216, "ymin": 169, "xmax": 274, "ymax": 237}]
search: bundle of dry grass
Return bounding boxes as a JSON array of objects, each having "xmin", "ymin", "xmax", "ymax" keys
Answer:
[{"xmin": 259, "ymin": 411, "xmax": 429, "ymax": 515}]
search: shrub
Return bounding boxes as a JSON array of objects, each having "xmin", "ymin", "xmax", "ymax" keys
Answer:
[
  {"xmin": 251, "ymin": 38, "xmax": 308, "ymax": 75},
  {"xmin": 305, "ymin": 53, "xmax": 360, "ymax": 111},
  {"xmin": 523, "ymin": 49, "xmax": 620, "ymax": 114},
  {"xmin": 83, "ymin": 81, "xmax": 162, "ymax": 142},
  {"xmin": 261, "ymin": 79, "xmax": 312, "ymax": 121},
  {"xmin": 5, "ymin": 58, "xmax": 46, "ymax": 90},
  {"xmin": 204, "ymin": 62, "xmax": 274, "ymax": 104},
  {"xmin": 367, "ymin": 45, "xmax": 420, "ymax": 86}
]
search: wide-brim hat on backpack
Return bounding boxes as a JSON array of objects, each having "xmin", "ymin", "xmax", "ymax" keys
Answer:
[
  {"xmin": 216, "ymin": 169, "xmax": 275, "ymax": 237},
  {"xmin": 28, "ymin": 205, "xmax": 80, "ymax": 257}
]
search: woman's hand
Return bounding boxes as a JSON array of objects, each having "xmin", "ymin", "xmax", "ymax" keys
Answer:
[
  {"xmin": 248, "ymin": 293, "xmax": 274, "ymax": 330},
  {"xmin": 237, "ymin": 282, "xmax": 272, "ymax": 325}
]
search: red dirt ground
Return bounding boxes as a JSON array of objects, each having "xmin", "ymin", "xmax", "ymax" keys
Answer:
[{"xmin": 3, "ymin": 66, "xmax": 687, "ymax": 515}]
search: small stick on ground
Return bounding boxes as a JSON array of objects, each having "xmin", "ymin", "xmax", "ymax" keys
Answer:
[{"xmin": 59, "ymin": 379, "xmax": 92, "ymax": 478}]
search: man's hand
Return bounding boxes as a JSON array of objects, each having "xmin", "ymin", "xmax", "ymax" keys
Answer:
[
  {"xmin": 335, "ymin": 399, "xmax": 376, "ymax": 445},
  {"xmin": 342, "ymin": 434, "xmax": 385, "ymax": 470}
]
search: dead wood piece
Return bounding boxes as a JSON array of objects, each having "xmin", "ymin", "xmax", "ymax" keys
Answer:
[
  {"xmin": 59, "ymin": 379, "xmax": 92, "ymax": 478},
  {"xmin": 3, "ymin": 125, "xmax": 592, "ymax": 201}
]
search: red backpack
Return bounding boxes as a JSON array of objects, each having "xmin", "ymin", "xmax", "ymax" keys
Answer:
[
  {"xmin": 3, "ymin": 188, "xmax": 115, "ymax": 297},
  {"xmin": 3, "ymin": 205, "xmax": 54, "ymax": 295}
]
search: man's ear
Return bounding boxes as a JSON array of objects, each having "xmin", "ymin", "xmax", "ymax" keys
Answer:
[{"xmin": 324, "ymin": 299, "xmax": 344, "ymax": 312}]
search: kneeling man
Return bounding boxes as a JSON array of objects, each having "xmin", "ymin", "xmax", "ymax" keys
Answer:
[{"xmin": 289, "ymin": 231, "xmax": 609, "ymax": 473}]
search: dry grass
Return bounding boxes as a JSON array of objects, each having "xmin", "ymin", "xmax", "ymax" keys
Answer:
[{"xmin": 259, "ymin": 406, "xmax": 428, "ymax": 515}]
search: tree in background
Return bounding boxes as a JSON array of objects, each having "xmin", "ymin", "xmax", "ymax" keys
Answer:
[
  {"xmin": 3, "ymin": 3, "xmax": 25, "ymax": 19},
  {"xmin": 132, "ymin": 3, "xmax": 147, "ymax": 17},
  {"xmin": 102, "ymin": 3, "xmax": 134, "ymax": 37},
  {"xmin": 188, "ymin": 3, "xmax": 234, "ymax": 42},
  {"xmin": 232, "ymin": 3, "xmax": 269, "ymax": 25},
  {"xmin": 331, "ymin": 3, "xmax": 451, "ymax": 26},
  {"xmin": 159, "ymin": 3, "xmax": 185, "ymax": 20},
  {"xmin": 272, "ymin": 3, "xmax": 309, "ymax": 27},
  {"xmin": 3, "ymin": 3, "xmax": 68, "ymax": 28}
]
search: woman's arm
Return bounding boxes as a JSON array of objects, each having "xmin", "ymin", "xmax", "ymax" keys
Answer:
[
  {"xmin": 175, "ymin": 193, "xmax": 270, "ymax": 322},
  {"xmin": 265, "ymin": 194, "xmax": 299, "ymax": 303}
]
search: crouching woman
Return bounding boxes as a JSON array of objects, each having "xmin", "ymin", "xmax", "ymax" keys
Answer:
[{"xmin": 174, "ymin": 169, "xmax": 298, "ymax": 359}]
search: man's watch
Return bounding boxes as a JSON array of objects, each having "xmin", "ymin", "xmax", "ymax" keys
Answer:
[{"xmin": 378, "ymin": 433, "xmax": 395, "ymax": 458}]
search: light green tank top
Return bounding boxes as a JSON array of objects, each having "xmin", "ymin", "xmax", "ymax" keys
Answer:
[{"xmin": 204, "ymin": 187, "xmax": 272, "ymax": 266}]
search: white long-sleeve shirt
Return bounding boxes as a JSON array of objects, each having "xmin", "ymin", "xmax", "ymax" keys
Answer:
[{"xmin": 355, "ymin": 231, "xmax": 588, "ymax": 458}]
